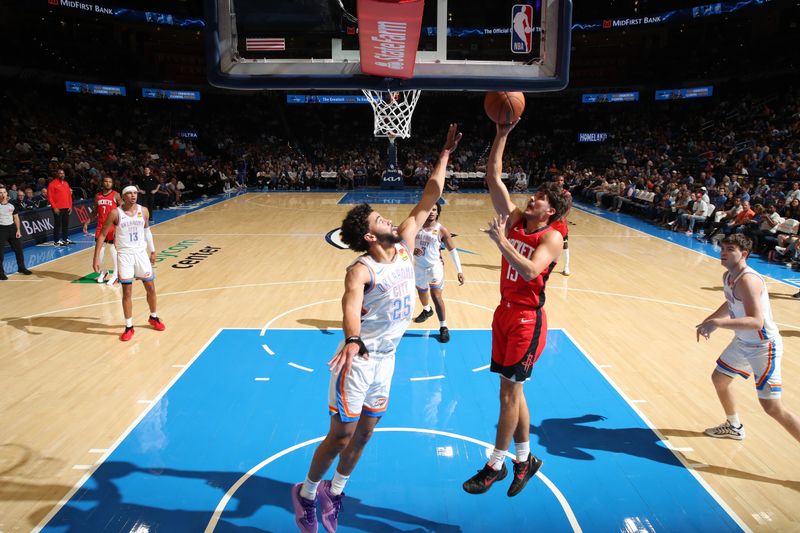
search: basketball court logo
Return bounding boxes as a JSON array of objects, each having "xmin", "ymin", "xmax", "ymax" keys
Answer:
[{"xmin": 511, "ymin": 4, "xmax": 533, "ymax": 54}]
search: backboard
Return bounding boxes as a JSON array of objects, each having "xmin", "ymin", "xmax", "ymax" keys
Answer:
[{"xmin": 205, "ymin": 0, "xmax": 572, "ymax": 92}]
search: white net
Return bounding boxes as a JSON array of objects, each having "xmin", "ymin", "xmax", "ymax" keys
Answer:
[{"xmin": 361, "ymin": 89, "xmax": 421, "ymax": 139}]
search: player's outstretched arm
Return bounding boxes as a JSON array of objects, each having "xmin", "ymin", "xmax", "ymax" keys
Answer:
[
  {"xmin": 329, "ymin": 263, "xmax": 370, "ymax": 376},
  {"xmin": 93, "ymin": 209, "xmax": 117, "ymax": 272},
  {"xmin": 440, "ymin": 225, "xmax": 464, "ymax": 285},
  {"xmin": 399, "ymin": 124, "xmax": 461, "ymax": 244},
  {"xmin": 486, "ymin": 123, "xmax": 523, "ymax": 227}
]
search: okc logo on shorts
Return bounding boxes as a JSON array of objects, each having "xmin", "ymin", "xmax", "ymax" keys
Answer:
[
  {"xmin": 511, "ymin": 4, "xmax": 533, "ymax": 54},
  {"xmin": 373, "ymin": 397, "xmax": 387, "ymax": 408}
]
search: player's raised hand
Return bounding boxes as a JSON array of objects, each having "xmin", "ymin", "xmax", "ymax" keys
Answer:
[
  {"xmin": 481, "ymin": 214, "xmax": 508, "ymax": 244},
  {"xmin": 496, "ymin": 118, "xmax": 520, "ymax": 137},
  {"xmin": 443, "ymin": 123, "xmax": 462, "ymax": 153}
]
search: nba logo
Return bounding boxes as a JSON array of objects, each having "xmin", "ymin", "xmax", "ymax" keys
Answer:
[{"xmin": 511, "ymin": 4, "xmax": 533, "ymax": 54}]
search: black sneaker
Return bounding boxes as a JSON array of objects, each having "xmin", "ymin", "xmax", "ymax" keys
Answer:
[
  {"xmin": 463, "ymin": 463, "xmax": 507, "ymax": 494},
  {"xmin": 439, "ymin": 326, "xmax": 450, "ymax": 343},
  {"xmin": 18, "ymin": 268, "xmax": 33, "ymax": 275},
  {"xmin": 65, "ymin": 239, "xmax": 76, "ymax": 245},
  {"xmin": 793, "ymin": 292, "xmax": 800, "ymax": 299},
  {"xmin": 507, "ymin": 454, "xmax": 543, "ymax": 497},
  {"xmin": 0, "ymin": 273, "xmax": 7, "ymax": 281},
  {"xmin": 414, "ymin": 308, "xmax": 434, "ymax": 323}
]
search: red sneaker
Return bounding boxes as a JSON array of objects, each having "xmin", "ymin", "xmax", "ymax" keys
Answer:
[
  {"xmin": 120, "ymin": 327, "xmax": 135, "ymax": 341},
  {"xmin": 148, "ymin": 316, "xmax": 166, "ymax": 331}
]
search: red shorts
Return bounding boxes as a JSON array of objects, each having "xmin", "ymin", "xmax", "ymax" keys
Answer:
[
  {"xmin": 491, "ymin": 302, "xmax": 548, "ymax": 382},
  {"xmin": 550, "ymin": 218, "xmax": 568, "ymax": 239}
]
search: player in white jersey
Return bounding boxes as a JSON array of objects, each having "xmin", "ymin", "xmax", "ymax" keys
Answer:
[
  {"xmin": 696, "ymin": 234, "xmax": 800, "ymax": 442},
  {"xmin": 93, "ymin": 185, "xmax": 166, "ymax": 342},
  {"xmin": 293, "ymin": 124, "xmax": 462, "ymax": 533},
  {"xmin": 412, "ymin": 203, "xmax": 464, "ymax": 342}
]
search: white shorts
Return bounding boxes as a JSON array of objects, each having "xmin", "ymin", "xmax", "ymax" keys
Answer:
[
  {"xmin": 118, "ymin": 249, "xmax": 155, "ymax": 284},
  {"xmin": 328, "ymin": 342, "xmax": 396, "ymax": 423},
  {"xmin": 716, "ymin": 337, "xmax": 783, "ymax": 399},
  {"xmin": 414, "ymin": 261, "xmax": 444, "ymax": 290}
]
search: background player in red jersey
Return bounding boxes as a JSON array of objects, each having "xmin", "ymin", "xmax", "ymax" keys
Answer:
[
  {"xmin": 84, "ymin": 176, "xmax": 121, "ymax": 284},
  {"xmin": 550, "ymin": 174, "xmax": 572, "ymax": 276},
  {"xmin": 463, "ymin": 122, "xmax": 569, "ymax": 498}
]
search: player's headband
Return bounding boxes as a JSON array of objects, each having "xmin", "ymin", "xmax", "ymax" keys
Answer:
[{"xmin": 122, "ymin": 186, "xmax": 138, "ymax": 195}]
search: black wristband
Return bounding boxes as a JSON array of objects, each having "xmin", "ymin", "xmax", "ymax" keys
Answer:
[{"xmin": 345, "ymin": 335, "xmax": 368, "ymax": 355}]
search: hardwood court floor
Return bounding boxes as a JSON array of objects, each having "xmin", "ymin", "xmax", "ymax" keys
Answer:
[{"xmin": 1, "ymin": 192, "xmax": 798, "ymax": 531}]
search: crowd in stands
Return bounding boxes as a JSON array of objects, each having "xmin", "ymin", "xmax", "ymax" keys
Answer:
[{"xmin": 1, "ymin": 80, "xmax": 798, "ymax": 274}]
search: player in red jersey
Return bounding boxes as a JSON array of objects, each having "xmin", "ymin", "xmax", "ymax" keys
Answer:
[
  {"xmin": 549, "ymin": 174, "xmax": 572, "ymax": 276},
  {"xmin": 83, "ymin": 175, "xmax": 121, "ymax": 285},
  {"xmin": 462, "ymin": 122, "xmax": 569, "ymax": 498}
]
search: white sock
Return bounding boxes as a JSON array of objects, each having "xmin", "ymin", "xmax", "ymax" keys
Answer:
[
  {"xmin": 150, "ymin": 312, "xmax": 158, "ymax": 319},
  {"xmin": 423, "ymin": 305, "xmax": 432, "ymax": 312},
  {"xmin": 515, "ymin": 441, "xmax": 530, "ymax": 462},
  {"xmin": 125, "ymin": 317, "xmax": 133, "ymax": 328},
  {"xmin": 727, "ymin": 414, "xmax": 741, "ymax": 428},
  {"xmin": 330, "ymin": 471, "xmax": 350, "ymax": 496},
  {"xmin": 488, "ymin": 448, "xmax": 506, "ymax": 471},
  {"xmin": 300, "ymin": 477, "xmax": 319, "ymax": 500},
  {"xmin": 563, "ymin": 248, "xmax": 570, "ymax": 270},
  {"xmin": 108, "ymin": 244, "xmax": 118, "ymax": 275},
  {"xmin": 440, "ymin": 320, "xmax": 447, "ymax": 328}
]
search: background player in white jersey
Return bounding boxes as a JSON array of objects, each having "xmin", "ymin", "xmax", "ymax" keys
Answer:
[
  {"xmin": 696, "ymin": 234, "xmax": 800, "ymax": 442},
  {"xmin": 293, "ymin": 124, "xmax": 461, "ymax": 533},
  {"xmin": 412, "ymin": 202, "xmax": 464, "ymax": 343},
  {"xmin": 93, "ymin": 186, "xmax": 165, "ymax": 342}
]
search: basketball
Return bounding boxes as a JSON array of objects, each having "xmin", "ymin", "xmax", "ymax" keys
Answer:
[{"xmin": 484, "ymin": 91, "xmax": 526, "ymax": 125}]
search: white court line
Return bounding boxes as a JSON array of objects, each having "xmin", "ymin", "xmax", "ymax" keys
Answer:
[
  {"xmin": 409, "ymin": 375, "xmax": 445, "ymax": 381},
  {"xmin": 203, "ymin": 427, "xmax": 582, "ymax": 533},
  {"xmin": 472, "ymin": 364, "xmax": 491, "ymax": 372},
  {"xmin": 261, "ymin": 344, "xmax": 275, "ymax": 355},
  {"xmin": 16, "ymin": 277, "xmax": 800, "ymax": 332},
  {"xmin": 556, "ymin": 328, "xmax": 751, "ymax": 532},
  {"xmin": 288, "ymin": 362, "xmax": 313, "ymax": 373},
  {"xmin": 33, "ymin": 329, "xmax": 225, "ymax": 533},
  {"xmin": 254, "ymin": 377, "xmax": 271, "ymax": 382},
  {"xmin": 260, "ymin": 298, "xmax": 340, "ymax": 336}
]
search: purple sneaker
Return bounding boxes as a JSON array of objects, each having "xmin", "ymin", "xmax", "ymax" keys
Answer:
[
  {"xmin": 291, "ymin": 483, "xmax": 318, "ymax": 533},
  {"xmin": 317, "ymin": 480, "xmax": 344, "ymax": 532}
]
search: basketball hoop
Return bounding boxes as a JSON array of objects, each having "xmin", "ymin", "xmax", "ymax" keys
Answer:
[{"xmin": 362, "ymin": 89, "xmax": 421, "ymax": 139}]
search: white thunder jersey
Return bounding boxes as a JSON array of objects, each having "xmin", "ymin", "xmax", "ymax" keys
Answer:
[
  {"xmin": 723, "ymin": 267, "xmax": 780, "ymax": 343},
  {"xmin": 414, "ymin": 222, "xmax": 442, "ymax": 267},
  {"xmin": 114, "ymin": 205, "xmax": 147, "ymax": 252},
  {"xmin": 353, "ymin": 242, "xmax": 416, "ymax": 355}
]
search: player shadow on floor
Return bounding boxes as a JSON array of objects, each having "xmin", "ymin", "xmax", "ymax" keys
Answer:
[
  {"xmin": 699, "ymin": 286, "xmax": 724, "ymax": 292},
  {"xmin": 27, "ymin": 269, "xmax": 85, "ymax": 282},
  {"xmin": 296, "ymin": 318, "xmax": 342, "ymax": 333},
  {"xmin": 33, "ymin": 461, "xmax": 462, "ymax": 532},
  {"xmin": 2, "ymin": 316, "xmax": 120, "ymax": 336},
  {"xmin": 779, "ymin": 329, "xmax": 800, "ymax": 338},
  {"xmin": 461, "ymin": 262, "xmax": 501, "ymax": 272},
  {"xmin": 529, "ymin": 415, "xmax": 800, "ymax": 493}
]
